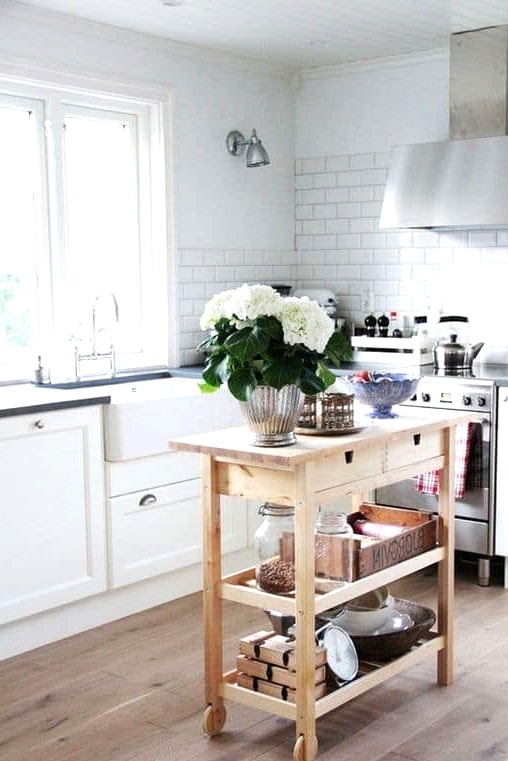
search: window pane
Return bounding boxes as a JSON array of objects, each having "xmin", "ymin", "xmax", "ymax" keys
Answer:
[
  {"xmin": 0, "ymin": 104, "xmax": 39, "ymax": 371},
  {"xmin": 63, "ymin": 110, "xmax": 142, "ymax": 352}
]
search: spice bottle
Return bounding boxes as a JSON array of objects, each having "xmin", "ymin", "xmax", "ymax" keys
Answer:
[{"xmin": 254, "ymin": 503, "xmax": 295, "ymax": 594}]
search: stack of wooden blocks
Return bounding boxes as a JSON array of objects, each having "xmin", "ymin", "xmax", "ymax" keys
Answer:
[{"xmin": 237, "ymin": 630, "xmax": 328, "ymax": 702}]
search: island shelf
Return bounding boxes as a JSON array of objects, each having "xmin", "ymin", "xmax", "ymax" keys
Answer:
[{"xmin": 168, "ymin": 409, "xmax": 467, "ymax": 761}]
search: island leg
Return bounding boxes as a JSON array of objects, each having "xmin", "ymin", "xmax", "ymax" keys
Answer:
[
  {"xmin": 293, "ymin": 462, "xmax": 318, "ymax": 761},
  {"xmin": 437, "ymin": 424, "xmax": 455, "ymax": 686},
  {"xmin": 201, "ymin": 454, "xmax": 227, "ymax": 735}
]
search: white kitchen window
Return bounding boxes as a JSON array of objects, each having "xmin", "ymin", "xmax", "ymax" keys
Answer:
[{"xmin": 0, "ymin": 75, "xmax": 170, "ymax": 383}]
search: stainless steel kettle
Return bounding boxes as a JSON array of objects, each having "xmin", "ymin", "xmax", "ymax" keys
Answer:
[{"xmin": 433, "ymin": 334, "xmax": 484, "ymax": 370}]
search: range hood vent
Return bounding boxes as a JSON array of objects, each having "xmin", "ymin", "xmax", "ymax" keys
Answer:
[{"xmin": 379, "ymin": 25, "xmax": 508, "ymax": 230}]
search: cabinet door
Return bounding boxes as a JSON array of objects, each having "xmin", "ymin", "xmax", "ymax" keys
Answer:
[
  {"xmin": 0, "ymin": 406, "xmax": 106, "ymax": 625},
  {"xmin": 108, "ymin": 483, "xmax": 248, "ymax": 588}
]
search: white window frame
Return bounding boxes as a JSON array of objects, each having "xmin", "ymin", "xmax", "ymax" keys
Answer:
[{"xmin": 0, "ymin": 65, "xmax": 175, "ymax": 382}]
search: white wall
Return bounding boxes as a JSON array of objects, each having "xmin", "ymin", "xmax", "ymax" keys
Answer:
[
  {"xmin": 0, "ymin": 1, "xmax": 296, "ymax": 364},
  {"xmin": 294, "ymin": 50, "xmax": 508, "ymax": 358}
]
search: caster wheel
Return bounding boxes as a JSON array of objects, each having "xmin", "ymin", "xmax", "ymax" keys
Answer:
[
  {"xmin": 202, "ymin": 703, "xmax": 227, "ymax": 736},
  {"xmin": 293, "ymin": 733, "xmax": 318, "ymax": 761}
]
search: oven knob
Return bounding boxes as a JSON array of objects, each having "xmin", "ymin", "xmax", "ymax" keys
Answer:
[
  {"xmin": 410, "ymin": 394, "xmax": 417, "ymax": 402},
  {"xmin": 477, "ymin": 396, "xmax": 486, "ymax": 407},
  {"xmin": 463, "ymin": 395, "xmax": 472, "ymax": 406},
  {"xmin": 422, "ymin": 392, "xmax": 431, "ymax": 402}
]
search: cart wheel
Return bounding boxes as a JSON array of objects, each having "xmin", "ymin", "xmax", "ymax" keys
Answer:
[
  {"xmin": 202, "ymin": 703, "xmax": 227, "ymax": 736},
  {"xmin": 293, "ymin": 733, "xmax": 318, "ymax": 761}
]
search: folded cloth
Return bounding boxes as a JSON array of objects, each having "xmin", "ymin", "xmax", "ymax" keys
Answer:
[{"xmin": 415, "ymin": 421, "xmax": 474, "ymax": 500}]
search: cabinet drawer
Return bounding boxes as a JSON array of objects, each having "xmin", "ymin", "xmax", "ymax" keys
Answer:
[
  {"xmin": 108, "ymin": 482, "xmax": 249, "ymax": 588},
  {"xmin": 108, "ymin": 480, "xmax": 202, "ymax": 588},
  {"xmin": 106, "ymin": 451, "xmax": 200, "ymax": 496}
]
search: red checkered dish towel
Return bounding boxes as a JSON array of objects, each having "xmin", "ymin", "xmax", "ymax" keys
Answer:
[{"xmin": 415, "ymin": 421, "xmax": 474, "ymax": 500}]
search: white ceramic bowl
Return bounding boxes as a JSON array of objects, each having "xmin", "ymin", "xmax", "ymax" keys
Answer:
[{"xmin": 332, "ymin": 606, "xmax": 392, "ymax": 636}]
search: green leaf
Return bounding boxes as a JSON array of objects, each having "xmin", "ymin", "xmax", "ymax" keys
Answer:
[
  {"xmin": 298, "ymin": 367, "xmax": 326, "ymax": 395},
  {"xmin": 325, "ymin": 330, "xmax": 353, "ymax": 366},
  {"xmin": 317, "ymin": 361, "xmax": 336, "ymax": 390},
  {"xmin": 224, "ymin": 324, "xmax": 270, "ymax": 363},
  {"xmin": 262, "ymin": 357, "xmax": 301, "ymax": 389},
  {"xmin": 198, "ymin": 381, "xmax": 220, "ymax": 394},
  {"xmin": 227, "ymin": 367, "xmax": 258, "ymax": 401},
  {"xmin": 258, "ymin": 315, "xmax": 284, "ymax": 342},
  {"xmin": 202, "ymin": 353, "xmax": 228, "ymax": 388}
]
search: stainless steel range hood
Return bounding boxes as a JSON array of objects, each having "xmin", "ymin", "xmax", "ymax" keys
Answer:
[{"xmin": 379, "ymin": 26, "xmax": 508, "ymax": 229}]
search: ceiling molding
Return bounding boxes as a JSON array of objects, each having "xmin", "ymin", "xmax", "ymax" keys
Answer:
[{"xmin": 297, "ymin": 47, "xmax": 448, "ymax": 84}]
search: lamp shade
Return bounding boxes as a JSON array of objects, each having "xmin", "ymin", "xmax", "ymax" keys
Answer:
[{"xmin": 245, "ymin": 129, "xmax": 270, "ymax": 167}]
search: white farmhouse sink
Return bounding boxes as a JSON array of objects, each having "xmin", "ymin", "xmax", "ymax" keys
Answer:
[{"xmin": 103, "ymin": 377, "xmax": 244, "ymax": 461}]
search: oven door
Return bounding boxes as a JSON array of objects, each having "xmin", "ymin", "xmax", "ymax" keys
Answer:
[{"xmin": 375, "ymin": 413, "xmax": 493, "ymax": 554}]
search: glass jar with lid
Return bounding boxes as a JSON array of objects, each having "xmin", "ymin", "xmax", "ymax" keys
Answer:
[{"xmin": 254, "ymin": 503, "xmax": 295, "ymax": 594}]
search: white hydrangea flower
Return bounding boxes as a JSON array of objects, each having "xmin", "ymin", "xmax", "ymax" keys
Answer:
[
  {"xmin": 225, "ymin": 283, "xmax": 282, "ymax": 322},
  {"xmin": 199, "ymin": 289, "xmax": 236, "ymax": 330},
  {"xmin": 280, "ymin": 297, "xmax": 334, "ymax": 353}
]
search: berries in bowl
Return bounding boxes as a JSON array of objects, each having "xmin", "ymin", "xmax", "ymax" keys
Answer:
[{"xmin": 340, "ymin": 371, "xmax": 420, "ymax": 419}]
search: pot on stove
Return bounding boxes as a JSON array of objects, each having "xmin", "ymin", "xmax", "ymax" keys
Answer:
[{"xmin": 433, "ymin": 334, "xmax": 484, "ymax": 370}]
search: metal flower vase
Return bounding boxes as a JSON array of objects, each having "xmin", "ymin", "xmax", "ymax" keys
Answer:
[{"xmin": 240, "ymin": 384, "xmax": 304, "ymax": 447}]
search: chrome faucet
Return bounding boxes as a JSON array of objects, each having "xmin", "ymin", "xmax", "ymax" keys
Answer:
[{"xmin": 75, "ymin": 291, "xmax": 119, "ymax": 380}]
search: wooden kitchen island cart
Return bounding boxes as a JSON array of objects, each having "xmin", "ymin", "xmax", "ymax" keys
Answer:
[{"xmin": 168, "ymin": 409, "xmax": 464, "ymax": 761}]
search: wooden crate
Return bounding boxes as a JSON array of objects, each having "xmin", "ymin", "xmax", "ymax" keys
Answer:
[{"xmin": 281, "ymin": 503, "xmax": 436, "ymax": 581}]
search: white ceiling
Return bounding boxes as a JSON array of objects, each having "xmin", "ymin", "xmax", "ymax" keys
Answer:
[{"xmin": 18, "ymin": 0, "xmax": 508, "ymax": 72}]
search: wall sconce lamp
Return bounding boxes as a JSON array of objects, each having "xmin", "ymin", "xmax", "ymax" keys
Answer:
[{"xmin": 226, "ymin": 128, "xmax": 270, "ymax": 167}]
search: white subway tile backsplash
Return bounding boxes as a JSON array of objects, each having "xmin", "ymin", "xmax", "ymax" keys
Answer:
[
  {"xmin": 325, "ymin": 155, "xmax": 350, "ymax": 172},
  {"xmin": 337, "ymin": 233, "xmax": 361, "ymax": 248},
  {"xmin": 387, "ymin": 232, "xmax": 413, "ymax": 248},
  {"xmin": 438, "ymin": 230, "xmax": 468, "ymax": 248},
  {"xmin": 361, "ymin": 201, "xmax": 383, "ymax": 218},
  {"xmin": 302, "ymin": 219, "xmax": 326, "ymax": 234},
  {"xmin": 295, "ymin": 174, "xmax": 314, "ymax": 190},
  {"xmin": 349, "ymin": 186, "xmax": 374, "ymax": 202},
  {"xmin": 313, "ymin": 234, "xmax": 337, "ymax": 249},
  {"xmin": 361, "ymin": 232, "xmax": 387, "ymax": 249},
  {"xmin": 324, "ymin": 250, "xmax": 349, "ymax": 264},
  {"xmin": 314, "ymin": 203, "xmax": 338, "ymax": 219},
  {"xmin": 425, "ymin": 248, "xmax": 453, "ymax": 264},
  {"xmin": 412, "ymin": 230, "xmax": 440, "ymax": 248},
  {"xmin": 349, "ymin": 218, "xmax": 375, "ymax": 233},
  {"xmin": 325, "ymin": 187, "xmax": 350, "ymax": 203},
  {"xmin": 325, "ymin": 219, "xmax": 349, "ymax": 234},
  {"xmin": 313, "ymin": 173, "xmax": 338, "ymax": 189},
  {"xmin": 337, "ymin": 202, "xmax": 361, "ymax": 218},
  {"xmin": 375, "ymin": 151, "xmax": 390, "ymax": 168},
  {"xmin": 350, "ymin": 153, "xmax": 375, "ymax": 170},
  {"xmin": 349, "ymin": 249, "xmax": 373, "ymax": 263},
  {"xmin": 336, "ymin": 170, "xmax": 363, "ymax": 187},
  {"xmin": 300, "ymin": 188, "xmax": 326, "ymax": 204},
  {"xmin": 295, "ymin": 204, "xmax": 314, "ymax": 220},
  {"xmin": 295, "ymin": 234, "xmax": 314, "ymax": 250},
  {"xmin": 468, "ymin": 230, "xmax": 497, "ymax": 247},
  {"xmin": 361, "ymin": 168, "xmax": 387, "ymax": 185},
  {"xmin": 300, "ymin": 157, "xmax": 326, "ymax": 174},
  {"xmin": 400, "ymin": 247, "xmax": 424, "ymax": 263},
  {"xmin": 497, "ymin": 230, "xmax": 508, "ymax": 245}
]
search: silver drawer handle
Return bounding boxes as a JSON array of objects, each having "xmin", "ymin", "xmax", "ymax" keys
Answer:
[
  {"xmin": 139, "ymin": 493, "xmax": 157, "ymax": 507},
  {"xmin": 34, "ymin": 419, "xmax": 45, "ymax": 430}
]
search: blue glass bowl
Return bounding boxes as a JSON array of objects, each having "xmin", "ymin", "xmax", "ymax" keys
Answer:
[{"xmin": 341, "ymin": 373, "xmax": 421, "ymax": 419}]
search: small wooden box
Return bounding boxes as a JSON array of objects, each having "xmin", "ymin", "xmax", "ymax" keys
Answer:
[
  {"xmin": 281, "ymin": 503, "xmax": 436, "ymax": 581},
  {"xmin": 237, "ymin": 631, "xmax": 327, "ymax": 703},
  {"xmin": 238, "ymin": 630, "xmax": 327, "ymax": 670}
]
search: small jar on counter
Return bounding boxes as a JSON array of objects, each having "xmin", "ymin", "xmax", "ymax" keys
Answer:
[{"xmin": 254, "ymin": 503, "xmax": 295, "ymax": 594}]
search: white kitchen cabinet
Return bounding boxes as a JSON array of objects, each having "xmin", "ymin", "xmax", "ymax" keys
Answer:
[
  {"xmin": 106, "ymin": 451, "xmax": 248, "ymax": 589},
  {"xmin": 0, "ymin": 406, "xmax": 106, "ymax": 625}
]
